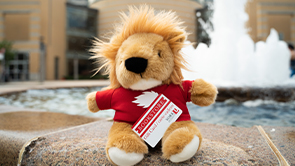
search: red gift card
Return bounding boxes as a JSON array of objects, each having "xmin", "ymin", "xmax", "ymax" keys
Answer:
[{"xmin": 132, "ymin": 93, "xmax": 182, "ymax": 147}]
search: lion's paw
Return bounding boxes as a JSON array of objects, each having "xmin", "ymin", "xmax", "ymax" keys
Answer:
[
  {"xmin": 191, "ymin": 79, "xmax": 218, "ymax": 106},
  {"xmin": 108, "ymin": 147, "xmax": 144, "ymax": 166},
  {"xmin": 170, "ymin": 135, "xmax": 200, "ymax": 163}
]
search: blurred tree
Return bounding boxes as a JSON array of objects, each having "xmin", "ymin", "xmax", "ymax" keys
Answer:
[
  {"xmin": 0, "ymin": 40, "xmax": 16, "ymax": 65},
  {"xmin": 195, "ymin": 0, "xmax": 214, "ymax": 46}
]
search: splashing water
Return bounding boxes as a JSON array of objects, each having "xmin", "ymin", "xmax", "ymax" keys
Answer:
[{"xmin": 182, "ymin": 0, "xmax": 292, "ymax": 87}]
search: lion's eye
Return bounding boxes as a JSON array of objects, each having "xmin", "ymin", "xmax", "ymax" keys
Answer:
[{"xmin": 158, "ymin": 51, "xmax": 161, "ymax": 57}]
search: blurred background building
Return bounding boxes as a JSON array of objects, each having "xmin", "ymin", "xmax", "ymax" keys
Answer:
[
  {"xmin": 89, "ymin": 0, "xmax": 202, "ymax": 42},
  {"xmin": 0, "ymin": 0, "xmax": 97, "ymax": 81},
  {"xmin": 0, "ymin": 0, "xmax": 294, "ymax": 81},
  {"xmin": 246, "ymin": 0, "xmax": 295, "ymax": 43}
]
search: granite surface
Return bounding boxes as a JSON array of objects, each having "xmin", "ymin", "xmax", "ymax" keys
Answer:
[
  {"xmin": 19, "ymin": 120, "xmax": 289, "ymax": 166},
  {"xmin": 198, "ymin": 123, "xmax": 279, "ymax": 165},
  {"xmin": 263, "ymin": 126, "xmax": 295, "ymax": 165},
  {"xmin": 1, "ymin": 106, "xmax": 294, "ymax": 166},
  {"xmin": 0, "ymin": 109, "xmax": 100, "ymax": 166}
]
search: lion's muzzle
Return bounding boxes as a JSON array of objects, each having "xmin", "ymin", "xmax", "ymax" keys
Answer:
[{"xmin": 125, "ymin": 57, "xmax": 148, "ymax": 74}]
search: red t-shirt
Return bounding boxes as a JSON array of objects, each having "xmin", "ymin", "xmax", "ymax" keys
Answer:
[{"xmin": 95, "ymin": 80, "xmax": 193, "ymax": 125}]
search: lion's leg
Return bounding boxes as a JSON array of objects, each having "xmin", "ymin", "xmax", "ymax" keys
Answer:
[
  {"xmin": 106, "ymin": 122, "xmax": 148, "ymax": 166},
  {"xmin": 162, "ymin": 120, "xmax": 202, "ymax": 163}
]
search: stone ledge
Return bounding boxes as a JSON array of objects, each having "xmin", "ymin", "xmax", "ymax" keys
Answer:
[
  {"xmin": 262, "ymin": 126, "xmax": 295, "ymax": 164},
  {"xmin": 18, "ymin": 120, "xmax": 294, "ymax": 165},
  {"xmin": 0, "ymin": 80, "xmax": 110, "ymax": 96},
  {"xmin": 0, "ymin": 109, "xmax": 294, "ymax": 165},
  {"xmin": 0, "ymin": 109, "xmax": 100, "ymax": 166}
]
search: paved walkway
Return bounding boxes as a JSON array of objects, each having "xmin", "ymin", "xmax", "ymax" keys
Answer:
[{"xmin": 0, "ymin": 80, "xmax": 110, "ymax": 95}]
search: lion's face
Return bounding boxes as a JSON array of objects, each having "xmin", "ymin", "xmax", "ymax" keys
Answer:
[{"xmin": 115, "ymin": 33, "xmax": 174, "ymax": 90}]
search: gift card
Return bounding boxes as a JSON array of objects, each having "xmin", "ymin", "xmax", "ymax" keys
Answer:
[{"xmin": 132, "ymin": 93, "xmax": 182, "ymax": 147}]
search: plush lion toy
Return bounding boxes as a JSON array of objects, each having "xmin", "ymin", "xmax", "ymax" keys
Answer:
[{"xmin": 86, "ymin": 5, "xmax": 218, "ymax": 166}]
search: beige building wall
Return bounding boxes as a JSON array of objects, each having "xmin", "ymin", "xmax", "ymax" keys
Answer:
[
  {"xmin": 90, "ymin": 0, "xmax": 202, "ymax": 42},
  {"xmin": 41, "ymin": 0, "xmax": 67, "ymax": 80},
  {"xmin": 245, "ymin": 0, "xmax": 295, "ymax": 45},
  {"xmin": 0, "ymin": 0, "xmax": 66, "ymax": 80}
]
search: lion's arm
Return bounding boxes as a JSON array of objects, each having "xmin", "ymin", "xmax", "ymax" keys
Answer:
[
  {"xmin": 86, "ymin": 91, "xmax": 100, "ymax": 113},
  {"xmin": 86, "ymin": 89, "xmax": 115, "ymax": 113},
  {"xmin": 189, "ymin": 79, "xmax": 218, "ymax": 106}
]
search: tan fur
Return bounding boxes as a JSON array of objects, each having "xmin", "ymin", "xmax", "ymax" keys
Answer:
[
  {"xmin": 86, "ymin": 92, "xmax": 99, "ymax": 113},
  {"xmin": 106, "ymin": 122, "xmax": 148, "ymax": 164},
  {"xmin": 116, "ymin": 33, "xmax": 175, "ymax": 89},
  {"xmin": 90, "ymin": 5, "xmax": 189, "ymax": 90},
  {"xmin": 190, "ymin": 79, "xmax": 218, "ymax": 106},
  {"xmin": 162, "ymin": 121, "xmax": 202, "ymax": 159}
]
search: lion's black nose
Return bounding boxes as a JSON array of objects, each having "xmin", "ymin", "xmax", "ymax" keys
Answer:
[{"xmin": 125, "ymin": 57, "xmax": 148, "ymax": 74}]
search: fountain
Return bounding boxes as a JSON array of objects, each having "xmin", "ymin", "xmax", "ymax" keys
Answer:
[{"xmin": 182, "ymin": 0, "xmax": 293, "ymax": 87}]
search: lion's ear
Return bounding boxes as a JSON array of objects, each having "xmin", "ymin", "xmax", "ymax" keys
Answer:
[
  {"xmin": 176, "ymin": 35, "xmax": 186, "ymax": 44},
  {"xmin": 168, "ymin": 30, "xmax": 187, "ymax": 44},
  {"xmin": 175, "ymin": 32, "xmax": 186, "ymax": 43},
  {"xmin": 167, "ymin": 30, "xmax": 187, "ymax": 53}
]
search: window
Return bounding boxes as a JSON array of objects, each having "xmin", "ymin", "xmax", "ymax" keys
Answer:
[
  {"xmin": 7, "ymin": 53, "xmax": 29, "ymax": 81},
  {"xmin": 66, "ymin": 4, "xmax": 97, "ymax": 34},
  {"xmin": 4, "ymin": 13, "xmax": 30, "ymax": 41},
  {"xmin": 55, "ymin": 57, "xmax": 59, "ymax": 80}
]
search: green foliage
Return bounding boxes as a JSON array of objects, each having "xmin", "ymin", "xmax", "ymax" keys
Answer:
[{"xmin": 0, "ymin": 40, "xmax": 16, "ymax": 63}]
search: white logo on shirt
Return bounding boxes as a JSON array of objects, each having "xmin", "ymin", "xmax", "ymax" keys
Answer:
[{"xmin": 132, "ymin": 91, "xmax": 158, "ymax": 108}]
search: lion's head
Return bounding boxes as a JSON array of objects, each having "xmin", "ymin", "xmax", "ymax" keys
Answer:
[{"xmin": 91, "ymin": 5, "xmax": 188, "ymax": 90}]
